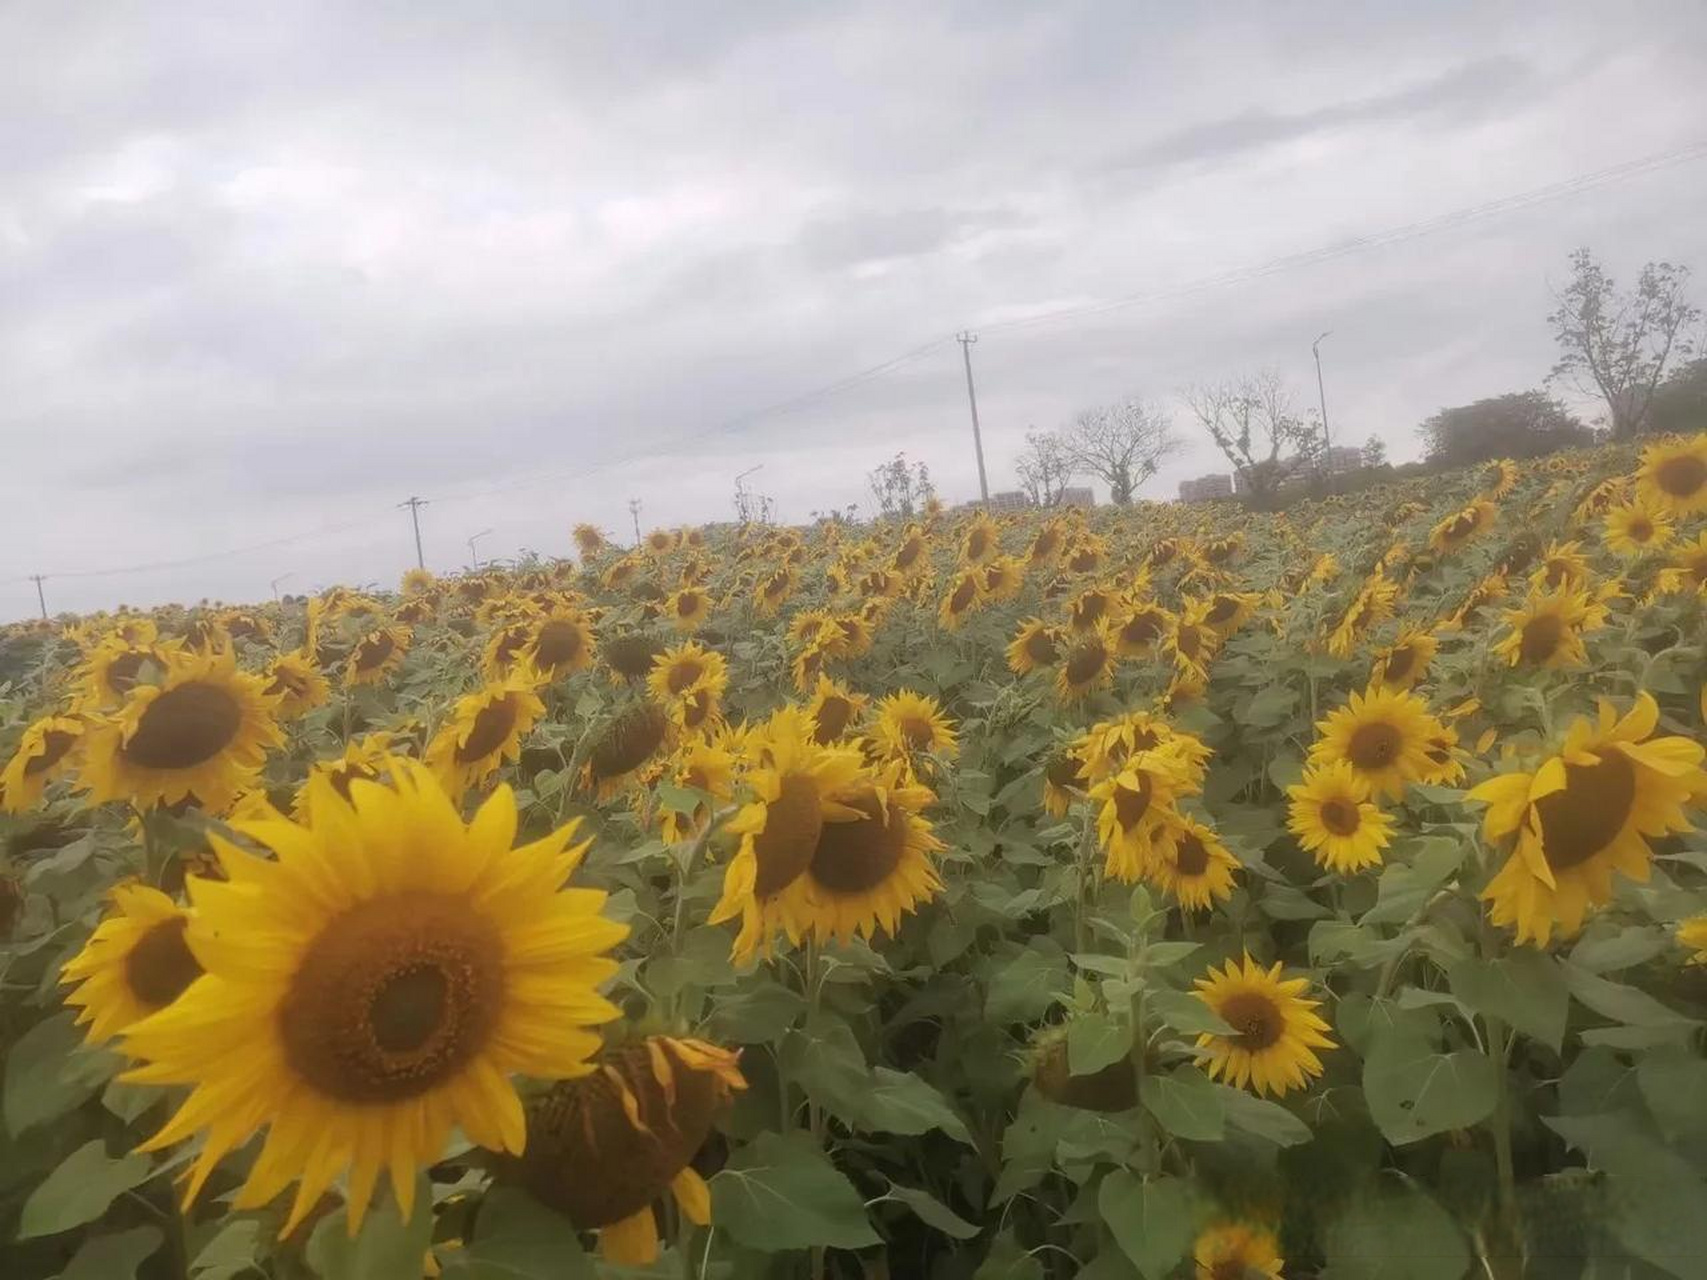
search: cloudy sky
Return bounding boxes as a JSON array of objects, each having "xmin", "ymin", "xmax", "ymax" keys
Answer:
[{"xmin": 4, "ymin": 1, "xmax": 1706, "ymax": 620}]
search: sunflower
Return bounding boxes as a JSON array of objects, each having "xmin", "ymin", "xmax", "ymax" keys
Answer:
[
  {"xmin": 345, "ymin": 626, "xmax": 410, "ymax": 687},
  {"xmin": 659, "ymin": 740, "xmax": 736, "ymax": 844},
  {"xmin": 1678, "ymin": 915, "xmax": 1707, "ymax": 965},
  {"xmin": 1370, "ymin": 625, "xmax": 1438, "ymax": 692},
  {"xmin": 426, "ymin": 675, "xmax": 546, "ymax": 798},
  {"xmin": 1470, "ymin": 694, "xmax": 1706, "ymax": 946},
  {"xmin": 1027, "ymin": 522, "xmax": 1065, "ymax": 568},
  {"xmin": 1309, "ymin": 684, "xmax": 1446, "ymax": 801},
  {"xmin": 121, "ymin": 759, "xmax": 626, "ymax": 1234},
  {"xmin": 1574, "ymin": 475, "xmax": 1628, "ymax": 522},
  {"xmin": 1603, "ymin": 498, "xmax": 1673, "ymax": 557},
  {"xmin": 584, "ymin": 702, "xmax": 673, "ymax": 800},
  {"xmin": 981, "ymin": 555, "xmax": 1025, "ymax": 602},
  {"xmin": 1078, "ymin": 710, "xmax": 1212, "ymax": 789},
  {"xmin": 79, "ymin": 648, "xmax": 282, "ymax": 813},
  {"xmin": 1658, "ymin": 531, "xmax": 1707, "ymax": 596},
  {"xmin": 1063, "ymin": 536, "xmax": 1106, "ymax": 575},
  {"xmin": 1057, "ymin": 626, "xmax": 1117, "ymax": 702},
  {"xmin": 1287, "ymin": 761, "xmax": 1394, "ymax": 873},
  {"xmin": 1325, "ymin": 571, "xmax": 1398, "ymax": 658},
  {"xmin": 1428, "ymin": 499, "xmax": 1496, "ymax": 555},
  {"xmin": 1192, "ymin": 954, "xmax": 1334, "ymax": 1097},
  {"xmin": 481, "ymin": 619, "xmax": 536, "ymax": 683},
  {"xmin": 1065, "ymin": 585, "xmax": 1115, "ymax": 633},
  {"xmin": 1042, "ymin": 746, "xmax": 1087, "ymax": 818},
  {"xmin": 805, "ymin": 674, "xmax": 867, "ymax": 746},
  {"xmin": 401, "ymin": 567, "xmax": 436, "ymax": 597},
  {"xmin": 1202, "ymin": 533, "xmax": 1243, "ymax": 566},
  {"xmin": 74, "ymin": 637, "xmax": 162, "ymax": 711},
  {"xmin": 1089, "ymin": 750, "xmax": 1189, "ymax": 882},
  {"xmin": 1193, "ymin": 1221, "xmax": 1285, "ymax": 1280},
  {"xmin": 1112, "ymin": 601, "xmax": 1173, "ymax": 658},
  {"xmin": 1532, "ymin": 539, "xmax": 1591, "ymax": 592},
  {"xmin": 1167, "ymin": 601, "xmax": 1220, "ymax": 678},
  {"xmin": 708, "ymin": 709, "xmax": 866, "ymax": 961},
  {"xmin": 603, "ymin": 631, "xmax": 666, "ymax": 683},
  {"xmin": 1490, "ymin": 585, "xmax": 1605, "ymax": 670},
  {"xmin": 671, "ymin": 682, "xmax": 725, "ymax": 738},
  {"xmin": 961, "ymin": 512, "xmax": 1000, "ymax": 565},
  {"xmin": 1148, "ymin": 816, "xmax": 1239, "ymax": 911},
  {"xmin": 1439, "ymin": 568, "xmax": 1510, "ymax": 632},
  {"xmin": 648, "ymin": 641, "xmax": 728, "ymax": 709},
  {"xmin": 870, "ymin": 691, "xmax": 958, "ymax": 776},
  {"xmin": 1636, "ymin": 434, "xmax": 1707, "ymax": 515},
  {"xmin": 0, "ymin": 714, "xmax": 84, "ymax": 813},
  {"xmin": 753, "ymin": 567, "xmax": 798, "ymax": 615},
  {"xmin": 1200, "ymin": 591, "xmax": 1261, "ymax": 639},
  {"xmin": 644, "ymin": 528, "xmax": 678, "ymax": 556},
  {"xmin": 791, "ymin": 768, "xmax": 945, "ymax": 946},
  {"xmin": 601, "ymin": 557, "xmax": 641, "ymax": 590},
  {"xmin": 293, "ymin": 732, "xmax": 398, "ymax": 820},
  {"xmin": 938, "ymin": 569, "xmax": 986, "ymax": 630},
  {"xmin": 511, "ymin": 1036, "xmax": 745, "ymax": 1266},
  {"xmin": 527, "ymin": 610, "xmax": 597, "ymax": 680},
  {"xmin": 891, "ymin": 528, "xmax": 930, "ymax": 577},
  {"xmin": 665, "ymin": 586, "xmax": 712, "ymax": 633},
  {"xmin": 60, "ymin": 883, "xmax": 202, "ymax": 1045},
  {"xmin": 1006, "ymin": 618, "xmax": 1061, "ymax": 676},
  {"xmin": 822, "ymin": 613, "xmax": 874, "ymax": 660}
]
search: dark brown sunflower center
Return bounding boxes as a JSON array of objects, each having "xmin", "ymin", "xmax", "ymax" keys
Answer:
[
  {"xmin": 1122, "ymin": 613, "xmax": 1164, "ymax": 645},
  {"xmin": 280, "ymin": 891, "xmax": 503, "ymax": 1103},
  {"xmin": 1218, "ymin": 991, "xmax": 1284, "ymax": 1051},
  {"xmin": 1175, "ymin": 626, "xmax": 1203, "ymax": 659},
  {"xmin": 1382, "ymin": 645, "xmax": 1418, "ymax": 685},
  {"xmin": 809, "ymin": 794, "xmax": 908, "ymax": 894},
  {"xmin": 125, "ymin": 917, "xmax": 202, "ymax": 1008},
  {"xmin": 25, "ymin": 729, "xmax": 78, "ymax": 776},
  {"xmin": 1519, "ymin": 613, "xmax": 1566, "ymax": 664},
  {"xmin": 950, "ymin": 577, "xmax": 978, "ymax": 612},
  {"xmin": 1533, "ymin": 748, "xmax": 1636, "ymax": 871},
  {"xmin": 1074, "ymin": 595, "xmax": 1107, "ymax": 627},
  {"xmin": 676, "ymin": 593, "xmax": 701, "ymax": 618},
  {"xmin": 899, "ymin": 714, "xmax": 936, "ymax": 751},
  {"xmin": 1656, "ymin": 453, "xmax": 1707, "ymax": 497},
  {"xmin": 353, "ymin": 633, "xmax": 396, "ymax": 671},
  {"xmin": 1173, "ymin": 830, "xmax": 1210, "ymax": 876},
  {"xmin": 588, "ymin": 704, "xmax": 668, "ymax": 783},
  {"xmin": 897, "ymin": 539, "xmax": 922, "ymax": 570},
  {"xmin": 1024, "ymin": 628, "xmax": 1058, "ymax": 664},
  {"xmin": 814, "ymin": 696, "xmax": 854, "ymax": 744},
  {"xmin": 105, "ymin": 650, "xmax": 148, "ymax": 696},
  {"xmin": 1347, "ymin": 721, "xmax": 1402, "ymax": 770},
  {"xmin": 752, "ymin": 772, "xmax": 824, "ymax": 898},
  {"xmin": 1628, "ymin": 517, "xmax": 1653, "ymax": 541},
  {"xmin": 1112, "ymin": 773, "xmax": 1153, "ymax": 831},
  {"xmin": 681, "ymin": 689, "xmax": 714, "ymax": 729},
  {"xmin": 666, "ymin": 658, "xmax": 706, "ymax": 694},
  {"xmin": 967, "ymin": 529, "xmax": 990, "ymax": 560},
  {"xmin": 1205, "ymin": 598, "xmax": 1238, "ymax": 626},
  {"xmin": 122, "ymin": 682, "xmax": 243, "ymax": 770},
  {"xmin": 532, "ymin": 620, "xmax": 584, "ymax": 669},
  {"xmin": 456, "ymin": 698, "xmax": 519, "ymax": 763},
  {"xmin": 1045, "ymin": 755, "xmax": 1083, "ymax": 790},
  {"xmin": 1031, "ymin": 532, "xmax": 1060, "ymax": 560},
  {"xmin": 1320, "ymin": 797, "xmax": 1362, "ymax": 836},
  {"xmin": 1065, "ymin": 640, "xmax": 1108, "ymax": 687}
]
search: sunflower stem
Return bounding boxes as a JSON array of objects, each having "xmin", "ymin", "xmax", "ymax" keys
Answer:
[{"xmin": 1073, "ymin": 807, "xmax": 1096, "ymax": 954}]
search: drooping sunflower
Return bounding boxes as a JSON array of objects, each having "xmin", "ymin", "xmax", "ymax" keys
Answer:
[
  {"xmin": 583, "ymin": 702, "xmax": 673, "ymax": 800},
  {"xmin": 603, "ymin": 630, "xmax": 666, "ymax": 684},
  {"xmin": 1287, "ymin": 761, "xmax": 1394, "ymax": 873},
  {"xmin": 1200, "ymin": 591, "xmax": 1261, "ymax": 639},
  {"xmin": 79, "ymin": 648, "xmax": 282, "ymax": 813},
  {"xmin": 426, "ymin": 675, "xmax": 547, "ymax": 798},
  {"xmin": 511, "ymin": 1036, "xmax": 745, "ymax": 1266},
  {"xmin": 345, "ymin": 626, "xmax": 411, "ymax": 687},
  {"xmin": 752, "ymin": 567, "xmax": 798, "ymax": 615},
  {"xmin": 293, "ymin": 732, "xmax": 398, "ymax": 820},
  {"xmin": 1490, "ymin": 585, "xmax": 1605, "ymax": 670},
  {"xmin": 262, "ymin": 650, "xmax": 330, "ymax": 719},
  {"xmin": 1439, "ymin": 568, "xmax": 1510, "ymax": 632},
  {"xmin": 1531, "ymin": 539, "xmax": 1592, "ymax": 592},
  {"xmin": 1148, "ymin": 816, "xmax": 1239, "ymax": 911},
  {"xmin": 805, "ymin": 674, "xmax": 867, "ymax": 746},
  {"xmin": 981, "ymin": 555, "xmax": 1025, "ymax": 602},
  {"xmin": 1057, "ymin": 625, "xmax": 1117, "ymax": 702},
  {"xmin": 1481, "ymin": 457, "xmax": 1519, "ymax": 499},
  {"xmin": 1193, "ymin": 1221, "xmax": 1285, "ymax": 1280},
  {"xmin": 891, "ymin": 528, "xmax": 930, "ymax": 577},
  {"xmin": 665, "ymin": 586, "xmax": 712, "ymax": 633},
  {"xmin": 1428, "ymin": 499, "xmax": 1496, "ymax": 555},
  {"xmin": 1027, "ymin": 522, "xmax": 1065, "ymax": 569},
  {"xmin": 0, "ymin": 714, "xmax": 84, "ymax": 813},
  {"xmin": 481, "ymin": 619, "xmax": 536, "ymax": 683},
  {"xmin": 1192, "ymin": 953, "xmax": 1335, "ymax": 1097},
  {"xmin": 1065, "ymin": 585, "xmax": 1115, "ymax": 634},
  {"xmin": 1325, "ymin": 570, "xmax": 1398, "ymax": 658},
  {"xmin": 74, "ymin": 637, "xmax": 163, "ymax": 711},
  {"xmin": 1042, "ymin": 746, "xmax": 1087, "ymax": 818},
  {"xmin": 1006, "ymin": 618, "xmax": 1061, "ymax": 676},
  {"xmin": 870, "ymin": 691, "xmax": 958, "ymax": 776},
  {"xmin": 708, "ymin": 709, "xmax": 866, "ymax": 961},
  {"xmin": 1603, "ymin": 497, "xmax": 1673, "ymax": 557},
  {"xmin": 1370, "ymin": 625, "xmax": 1438, "ymax": 692},
  {"xmin": 1089, "ymin": 750, "xmax": 1189, "ymax": 882},
  {"xmin": 121, "ymin": 759, "xmax": 627, "ymax": 1235},
  {"xmin": 1470, "ymin": 693, "xmax": 1706, "ymax": 946},
  {"xmin": 659, "ymin": 739, "xmax": 736, "ymax": 844},
  {"xmin": 1112, "ymin": 601, "xmax": 1173, "ymax": 659},
  {"xmin": 961, "ymin": 512, "xmax": 1000, "ymax": 565},
  {"xmin": 1309, "ymin": 684, "xmax": 1446, "ymax": 801},
  {"xmin": 938, "ymin": 569, "xmax": 986, "ymax": 631},
  {"xmin": 1166, "ymin": 601, "xmax": 1220, "ymax": 679},
  {"xmin": 61, "ymin": 883, "xmax": 202, "ymax": 1045},
  {"xmin": 527, "ymin": 610, "xmax": 597, "ymax": 680},
  {"xmin": 1636, "ymin": 434, "xmax": 1707, "ymax": 515}
]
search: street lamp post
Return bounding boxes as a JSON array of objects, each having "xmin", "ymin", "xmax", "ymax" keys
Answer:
[
  {"xmin": 467, "ymin": 529, "xmax": 494, "ymax": 571},
  {"xmin": 1312, "ymin": 330, "xmax": 1333, "ymax": 463}
]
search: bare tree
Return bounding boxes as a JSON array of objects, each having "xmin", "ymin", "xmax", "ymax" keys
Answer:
[
  {"xmin": 1014, "ymin": 428, "xmax": 1075, "ymax": 506},
  {"xmin": 1548, "ymin": 248, "xmax": 1699, "ymax": 438},
  {"xmin": 1182, "ymin": 370, "xmax": 1319, "ymax": 502},
  {"xmin": 1062, "ymin": 397, "xmax": 1179, "ymax": 506},
  {"xmin": 867, "ymin": 452, "xmax": 935, "ymax": 520}
]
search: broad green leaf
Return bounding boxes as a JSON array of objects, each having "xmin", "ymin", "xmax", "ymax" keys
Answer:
[
  {"xmin": 5, "ymin": 1012, "xmax": 120, "ymax": 1137},
  {"xmin": 1098, "ymin": 1171, "xmax": 1196, "ymax": 1280},
  {"xmin": 1140, "ymin": 941, "xmax": 1203, "ymax": 968},
  {"xmin": 884, "ymin": 1184, "xmax": 980, "ymax": 1240},
  {"xmin": 973, "ymin": 1232, "xmax": 1046, "ymax": 1280},
  {"xmin": 1215, "ymin": 1085, "xmax": 1313, "ymax": 1147},
  {"xmin": 1563, "ymin": 963, "xmax": 1698, "ymax": 1029},
  {"xmin": 708, "ymin": 978, "xmax": 805, "ymax": 1044},
  {"xmin": 985, "ymin": 946, "xmax": 1070, "ymax": 1023},
  {"xmin": 1448, "ymin": 950, "xmax": 1569, "ymax": 1052},
  {"xmin": 1321, "ymin": 1176, "xmax": 1471, "ymax": 1279},
  {"xmin": 1147, "ymin": 987, "xmax": 1235, "ymax": 1037},
  {"xmin": 1569, "ymin": 923, "xmax": 1672, "ymax": 973},
  {"xmin": 442, "ymin": 1188, "xmax": 593, "ymax": 1279},
  {"xmin": 190, "ymin": 1219, "xmax": 262, "ymax": 1280},
  {"xmin": 778, "ymin": 1017, "xmax": 867, "ymax": 1111},
  {"xmin": 1139, "ymin": 1066, "xmax": 1225, "ymax": 1141},
  {"xmin": 304, "ymin": 1178, "xmax": 434, "ymax": 1280},
  {"xmin": 711, "ymin": 1131, "xmax": 880, "ymax": 1251},
  {"xmin": 1236, "ymin": 684, "xmax": 1298, "ymax": 728},
  {"xmin": 1363, "ymin": 1028, "xmax": 1498, "ymax": 1145},
  {"xmin": 859, "ymin": 1068, "xmax": 972, "ymax": 1144},
  {"xmin": 1359, "ymin": 836, "xmax": 1466, "ymax": 927},
  {"xmin": 58, "ymin": 1225, "xmax": 162, "ymax": 1280},
  {"xmin": 1259, "ymin": 883, "xmax": 1333, "ymax": 921},
  {"xmin": 1068, "ymin": 1013, "xmax": 1133, "ymax": 1076},
  {"xmin": 1637, "ymin": 1048, "xmax": 1707, "ymax": 1141},
  {"xmin": 18, "ymin": 1139, "xmax": 153, "ymax": 1239}
]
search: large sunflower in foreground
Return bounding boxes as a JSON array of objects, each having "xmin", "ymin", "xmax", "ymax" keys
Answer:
[
  {"xmin": 1192, "ymin": 953, "xmax": 1334, "ymax": 1097},
  {"xmin": 61, "ymin": 883, "xmax": 202, "ymax": 1044},
  {"xmin": 0, "ymin": 714, "xmax": 84, "ymax": 813},
  {"xmin": 708, "ymin": 709, "xmax": 865, "ymax": 961},
  {"xmin": 1470, "ymin": 694, "xmax": 1706, "ymax": 946},
  {"xmin": 1148, "ymin": 816, "xmax": 1239, "ymax": 911},
  {"xmin": 1287, "ymin": 761, "xmax": 1394, "ymax": 873},
  {"xmin": 1636, "ymin": 434, "xmax": 1707, "ymax": 515},
  {"xmin": 512, "ymin": 1036, "xmax": 745, "ymax": 1265},
  {"xmin": 121, "ymin": 759, "xmax": 628, "ymax": 1235},
  {"xmin": 1309, "ymin": 685, "xmax": 1445, "ymax": 801},
  {"xmin": 870, "ymin": 690, "xmax": 958, "ymax": 777},
  {"xmin": 1193, "ymin": 1221, "xmax": 1285, "ymax": 1280},
  {"xmin": 425, "ymin": 674, "xmax": 546, "ymax": 797},
  {"xmin": 79, "ymin": 648, "xmax": 282, "ymax": 813}
]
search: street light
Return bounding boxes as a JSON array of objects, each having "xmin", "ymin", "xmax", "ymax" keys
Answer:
[
  {"xmin": 269, "ymin": 573, "xmax": 294, "ymax": 602},
  {"xmin": 1311, "ymin": 331, "xmax": 1333, "ymax": 462},
  {"xmin": 467, "ymin": 528, "xmax": 494, "ymax": 571}
]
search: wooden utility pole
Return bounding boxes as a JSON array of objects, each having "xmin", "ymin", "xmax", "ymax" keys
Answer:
[
  {"xmin": 29, "ymin": 574, "xmax": 47, "ymax": 619},
  {"xmin": 398, "ymin": 496, "xmax": 428, "ymax": 568},
  {"xmin": 956, "ymin": 332, "xmax": 990, "ymax": 503}
]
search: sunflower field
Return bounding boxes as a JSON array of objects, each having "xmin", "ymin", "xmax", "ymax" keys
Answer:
[{"xmin": 4, "ymin": 435, "xmax": 1707, "ymax": 1280}]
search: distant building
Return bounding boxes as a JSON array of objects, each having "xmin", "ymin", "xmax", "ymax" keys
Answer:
[
  {"xmin": 1322, "ymin": 446, "xmax": 1364, "ymax": 475},
  {"xmin": 986, "ymin": 490, "xmax": 1032, "ymax": 513},
  {"xmin": 1233, "ymin": 458, "xmax": 1309, "ymax": 495},
  {"xmin": 1178, "ymin": 473, "xmax": 1233, "ymax": 503},
  {"xmin": 1058, "ymin": 486, "xmax": 1096, "ymax": 508}
]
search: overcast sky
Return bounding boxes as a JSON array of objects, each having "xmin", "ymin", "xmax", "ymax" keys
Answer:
[{"xmin": 4, "ymin": 2, "xmax": 1706, "ymax": 620}]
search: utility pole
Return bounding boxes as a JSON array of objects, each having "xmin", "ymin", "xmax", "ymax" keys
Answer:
[
  {"xmin": 956, "ymin": 331, "xmax": 990, "ymax": 504},
  {"xmin": 628, "ymin": 498, "xmax": 643, "ymax": 547},
  {"xmin": 398, "ymin": 496, "xmax": 428, "ymax": 569},
  {"xmin": 270, "ymin": 573, "xmax": 294, "ymax": 602},
  {"xmin": 467, "ymin": 528, "xmax": 493, "ymax": 572},
  {"xmin": 1312, "ymin": 331, "xmax": 1333, "ymax": 462},
  {"xmin": 29, "ymin": 574, "xmax": 47, "ymax": 620}
]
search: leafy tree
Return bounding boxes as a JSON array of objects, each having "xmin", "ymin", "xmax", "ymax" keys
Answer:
[
  {"xmin": 1014, "ymin": 429, "xmax": 1075, "ymax": 507},
  {"xmin": 1418, "ymin": 391, "xmax": 1591, "ymax": 466},
  {"xmin": 1062, "ymin": 398, "xmax": 1179, "ymax": 506},
  {"xmin": 1361, "ymin": 435, "xmax": 1388, "ymax": 468},
  {"xmin": 1646, "ymin": 357, "xmax": 1707, "ymax": 436},
  {"xmin": 1548, "ymin": 248, "xmax": 1699, "ymax": 437},
  {"xmin": 1182, "ymin": 370, "xmax": 1319, "ymax": 502},
  {"xmin": 867, "ymin": 452, "xmax": 935, "ymax": 520}
]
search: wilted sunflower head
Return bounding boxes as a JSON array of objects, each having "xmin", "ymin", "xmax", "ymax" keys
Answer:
[
  {"xmin": 1007, "ymin": 618, "xmax": 1061, "ymax": 676},
  {"xmin": 584, "ymin": 702, "xmax": 672, "ymax": 799},
  {"xmin": 572, "ymin": 522, "xmax": 606, "ymax": 557},
  {"xmin": 1057, "ymin": 626, "xmax": 1116, "ymax": 702},
  {"xmin": 1030, "ymin": 1028, "xmax": 1137, "ymax": 1112},
  {"xmin": 603, "ymin": 630, "xmax": 666, "ymax": 682}
]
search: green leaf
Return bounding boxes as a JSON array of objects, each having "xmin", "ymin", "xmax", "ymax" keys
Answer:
[
  {"xmin": 1448, "ymin": 950, "xmax": 1569, "ymax": 1052},
  {"xmin": 1563, "ymin": 962, "xmax": 1698, "ymax": 1029},
  {"xmin": 708, "ymin": 978, "xmax": 805, "ymax": 1044},
  {"xmin": 1147, "ymin": 987, "xmax": 1235, "ymax": 1037},
  {"xmin": 1321, "ymin": 1176, "xmax": 1471, "ymax": 1279},
  {"xmin": 190, "ymin": 1219, "xmax": 262, "ymax": 1280},
  {"xmin": 304, "ymin": 1179, "xmax": 434, "ymax": 1280},
  {"xmin": 5, "ymin": 1012, "xmax": 120, "ymax": 1136},
  {"xmin": 18, "ymin": 1139, "xmax": 153, "ymax": 1239},
  {"xmin": 712, "ymin": 1131, "xmax": 880, "ymax": 1252},
  {"xmin": 779, "ymin": 1017, "xmax": 867, "ymax": 1111},
  {"xmin": 1259, "ymin": 883, "xmax": 1332, "ymax": 921},
  {"xmin": 884, "ymin": 1184, "xmax": 980, "ymax": 1240},
  {"xmin": 1215, "ymin": 1085, "xmax": 1313, "ymax": 1147},
  {"xmin": 1068, "ymin": 1013, "xmax": 1133, "ymax": 1076},
  {"xmin": 1569, "ymin": 923, "xmax": 1673, "ymax": 973},
  {"xmin": 1139, "ymin": 1067, "xmax": 1225, "ymax": 1142},
  {"xmin": 1362, "ymin": 1028, "xmax": 1498, "ymax": 1145},
  {"xmin": 859, "ymin": 1068, "xmax": 972, "ymax": 1144},
  {"xmin": 985, "ymin": 946, "xmax": 1070, "ymax": 1023},
  {"xmin": 443, "ymin": 1188, "xmax": 593, "ymax": 1279},
  {"xmin": 1236, "ymin": 684, "xmax": 1298, "ymax": 728},
  {"xmin": 1637, "ymin": 1048, "xmax": 1707, "ymax": 1141},
  {"xmin": 1141, "ymin": 941, "xmax": 1203, "ymax": 968},
  {"xmin": 1359, "ymin": 836, "xmax": 1465, "ymax": 926},
  {"xmin": 57, "ymin": 1225, "xmax": 163, "ymax": 1280},
  {"xmin": 973, "ymin": 1232, "xmax": 1045, "ymax": 1280},
  {"xmin": 1098, "ymin": 1172, "xmax": 1196, "ymax": 1279}
]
